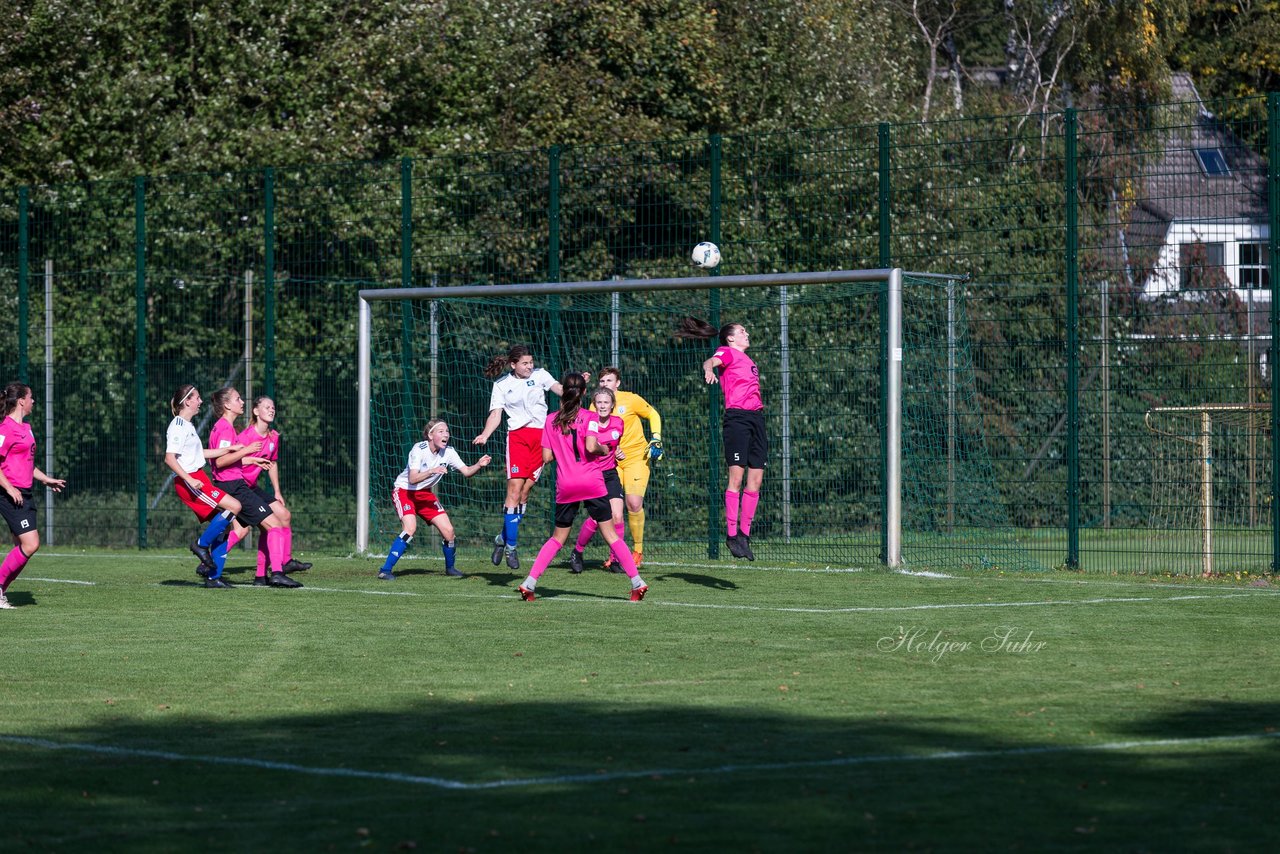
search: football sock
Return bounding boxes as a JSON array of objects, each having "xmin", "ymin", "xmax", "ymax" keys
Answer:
[
  {"xmin": 198, "ymin": 510, "xmax": 233, "ymax": 549},
  {"xmin": 609, "ymin": 539, "xmax": 639, "ymax": 579},
  {"xmin": 628, "ymin": 508, "xmax": 646, "ymax": 553},
  {"xmin": 266, "ymin": 528, "xmax": 287, "ymax": 574},
  {"xmin": 614, "ymin": 520, "xmax": 626, "ymax": 541},
  {"xmin": 0, "ymin": 545, "xmax": 31, "ymax": 589},
  {"xmin": 574, "ymin": 517, "xmax": 598, "ymax": 552},
  {"xmin": 520, "ymin": 575, "xmax": 537, "ymax": 591},
  {"xmin": 225, "ymin": 529, "xmax": 242, "ymax": 551},
  {"xmin": 382, "ymin": 532, "xmax": 412, "ymax": 572},
  {"xmin": 529, "ymin": 539, "xmax": 563, "ymax": 580},
  {"xmin": 284, "ymin": 527, "xmax": 294, "ymax": 560},
  {"xmin": 210, "ymin": 539, "xmax": 229, "ymax": 578},
  {"xmin": 503, "ymin": 508, "xmax": 520, "ymax": 548},
  {"xmin": 724, "ymin": 490, "xmax": 741, "ymax": 537},
  {"xmin": 740, "ymin": 491, "xmax": 760, "ymax": 536},
  {"xmin": 442, "ymin": 538, "xmax": 457, "ymax": 570},
  {"xmin": 256, "ymin": 537, "xmax": 269, "ymax": 577}
]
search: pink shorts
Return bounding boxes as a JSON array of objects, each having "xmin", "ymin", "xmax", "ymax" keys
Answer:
[{"xmin": 506, "ymin": 426, "xmax": 545, "ymax": 481}]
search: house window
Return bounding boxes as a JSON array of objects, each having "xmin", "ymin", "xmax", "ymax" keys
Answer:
[
  {"xmin": 1179, "ymin": 242, "xmax": 1225, "ymax": 291},
  {"xmin": 1240, "ymin": 242, "xmax": 1270, "ymax": 291},
  {"xmin": 1194, "ymin": 148, "xmax": 1230, "ymax": 176}
]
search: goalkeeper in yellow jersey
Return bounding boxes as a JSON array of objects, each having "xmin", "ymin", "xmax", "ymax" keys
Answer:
[{"xmin": 567, "ymin": 366, "xmax": 663, "ymax": 571}]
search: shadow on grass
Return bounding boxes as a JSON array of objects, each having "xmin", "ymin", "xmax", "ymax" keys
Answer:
[
  {"xmin": 654, "ymin": 570, "xmax": 739, "ymax": 590},
  {"xmin": 3, "ymin": 699, "xmax": 1278, "ymax": 851}
]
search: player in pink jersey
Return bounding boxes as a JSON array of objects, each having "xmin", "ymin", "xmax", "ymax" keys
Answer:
[
  {"xmin": 515, "ymin": 373, "xmax": 647, "ymax": 602},
  {"xmin": 0, "ymin": 382, "xmax": 66, "ymax": 609},
  {"xmin": 473, "ymin": 345, "xmax": 565, "ymax": 572},
  {"xmin": 676, "ymin": 317, "xmax": 767, "ymax": 561},
  {"xmin": 206, "ymin": 387, "xmax": 300, "ymax": 589},
  {"xmin": 567, "ymin": 387, "xmax": 627, "ymax": 574},
  {"xmin": 230, "ymin": 395, "xmax": 313, "ymax": 583},
  {"xmin": 165, "ymin": 383, "xmax": 256, "ymax": 588}
]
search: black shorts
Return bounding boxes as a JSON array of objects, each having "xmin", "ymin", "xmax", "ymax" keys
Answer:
[
  {"xmin": 217, "ymin": 478, "xmax": 274, "ymax": 526},
  {"xmin": 553, "ymin": 494, "xmax": 613, "ymax": 528},
  {"xmin": 602, "ymin": 468, "xmax": 624, "ymax": 501},
  {"xmin": 723, "ymin": 408, "xmax": 768, "ymax": 469},
  {"xmin": 250, "ymin": 481, "xmax": 277, "ymax": 505},
  {"xmin": 0, "ymin": 489, "xmax": 37, "ymax": 537}
]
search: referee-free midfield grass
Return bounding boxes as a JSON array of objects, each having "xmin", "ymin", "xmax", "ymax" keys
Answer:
[{"xmin": 2, "ymin": 549, "xmax": 1278, "ymax": 851}]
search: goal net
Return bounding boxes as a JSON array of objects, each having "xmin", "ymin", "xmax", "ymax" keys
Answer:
[
  {"xmin": 1142, "ymin": 404, "xmax": 1273, "ymax": 576},
  {"xmin": 357, "ymin": 270, "xmax": 1040, "ymax": 571}
]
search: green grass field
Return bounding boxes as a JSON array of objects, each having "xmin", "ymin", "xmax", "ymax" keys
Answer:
[{"xmin": 2, "ymin": 546, "xmax": 1278, "ymax": 851}]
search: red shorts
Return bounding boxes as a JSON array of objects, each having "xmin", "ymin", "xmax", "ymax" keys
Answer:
[
  {"xmin": 394, "ymin": 487, "xmax": 447, "ymax": 522},
  {"xmin": 506, "ymin": 426, "xmax": 545, "ymax": 481},
  {"xmin": 174, "ymin": 470, "xmax": 229, "ymax": 521}
]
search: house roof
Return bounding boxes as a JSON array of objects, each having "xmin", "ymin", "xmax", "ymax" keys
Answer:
[{"xmin": 1129, "ymin": 73, "xmax": 1267, "ymax": 228}]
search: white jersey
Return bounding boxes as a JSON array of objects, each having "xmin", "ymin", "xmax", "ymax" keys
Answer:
[
  {"xmin": 489, "ymin": 368, "xmax": 557, "ymax": 430},
  {"xmin": 165, "ymin": 416, "xmax": 205, "ymax": 474},
  {"xmin": 394, "ymin": 442, "xmax": 466, "ymax": 491}
]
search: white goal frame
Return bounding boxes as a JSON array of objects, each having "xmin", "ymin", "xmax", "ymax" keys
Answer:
[{"xmin": 356, "ymin": 268, "xmax": 911, "ymax": 563}]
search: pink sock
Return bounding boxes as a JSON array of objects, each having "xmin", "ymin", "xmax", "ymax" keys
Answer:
[
  {"xmin": 266, "ymin": 528, "xmax": 287, "ymax": 574},
  {"xmin": 615, "ymin": 521, "xmax": 626, "ymax": 542},
  {"xmin": 529, "ymin": 539, "xmax": 563, "ymax": 580},
  {"xmin": 740, "ymin": 491, "xmax": 760, "ymax": 536},
  {"xmin": 225, "ymin": 529, "xmax": 242, "ymax": 551},
  {"xmin": 256, "ymin": 537, "xmax": 269, "ymax": 577},
  {"xmin": 609, "ymin": 539, "xmax": 639, "ymax": 579},
  {"xmin": 724, "ymin": 490, "xmax": 740, "ymax": 537},
  {"xmin": 0, "ymin": 546, "xmax": 31, "ymax": 589},
  {"xmin": 574, "ymin": 517, "xmax": 598, "ymax": 552},
  {"xmin": 284, "ymin": 527, "xmax": 294, "ymax": 561}
]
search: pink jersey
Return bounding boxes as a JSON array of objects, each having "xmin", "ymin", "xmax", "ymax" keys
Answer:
[
  {"xmin": 236, "ymin": 424, "xmax": 278, "ymax": 488},
  {"xmin": 0, "ymin": 416, "xmax": 36, "ymax": 489},
  {"xmin": 583, "ymin": 413, "xmax": 624, "ymax": 472},
  {"xmin": 208, "ymin": 418, "xmax": 244, "ymax": 482},
  {"xmin": 713, "ymin": 345, "xmax": 763, "ymax": 411},
  {"xmin": 541, "ymin": 412, "xmax": 606, "ymax": 503}
]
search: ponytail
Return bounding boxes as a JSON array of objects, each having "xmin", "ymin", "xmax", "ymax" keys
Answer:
[{"xmin": 553, "ymin": 372, "xmax": 588, "ymax": 433}]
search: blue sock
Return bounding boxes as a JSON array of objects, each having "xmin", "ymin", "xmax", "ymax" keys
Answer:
[
  {"xmin": 442, "ymin": 539, "xmax": 457, "ymax": 570},
  {"xmin": 382, "ymin": 532, "xmax": 411, "ymax": 572},
  {"xmin": 198, "ymin": 511, "xmax": 232, "ymax": 549},
  {"xmin": 210, "ymin": 540, "xmax": 228, "ymax": 578},
  {"xmin": 503, "ymin": 511, "xmax": 520, "ymax": 549}
]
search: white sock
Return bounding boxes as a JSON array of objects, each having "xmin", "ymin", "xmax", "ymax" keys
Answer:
[
  {"xmin": 522, "ymin": 576, "xmax": 536, "ymax": 590},
  {"xmin": 631, "ymin": 575, "xmax": 645, "ymax": 589}
]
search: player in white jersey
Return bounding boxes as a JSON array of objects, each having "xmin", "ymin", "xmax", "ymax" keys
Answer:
[
  {"xmin": 472, "ymin": 344, "xmax": 565, "ymax": 571},
  {"xmin": 378, "ymin": 420, "xmax": 492, "ymax": 580}
]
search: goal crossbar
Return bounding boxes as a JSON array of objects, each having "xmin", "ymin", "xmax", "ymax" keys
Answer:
[{"xmin": 356, "ymin": 268, "xmax": 926, "ymax": 562}]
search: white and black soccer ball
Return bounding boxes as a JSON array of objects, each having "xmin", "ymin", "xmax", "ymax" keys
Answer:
[{"xmin": 691, "ymin": 241, "xmax": 721, "ymax": 269}]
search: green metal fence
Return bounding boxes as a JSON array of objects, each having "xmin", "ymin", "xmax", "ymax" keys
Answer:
[{"xmin": 1, "ymin": 90, "xmax": 1276, "ymax": 573}]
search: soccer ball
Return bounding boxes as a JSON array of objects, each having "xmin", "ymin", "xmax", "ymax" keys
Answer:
[{"xmin": 691, "ymin": 241, "xmax": 721, "ymax": 269}]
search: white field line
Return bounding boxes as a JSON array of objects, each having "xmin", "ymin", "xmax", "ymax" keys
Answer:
[
  {"xmin": 2, "ymin": 731, "xmax": 1275, "ymax": 792},
  {"xmin": 23, "ymin": 577, "xmax": 96, "ymax": 585}
]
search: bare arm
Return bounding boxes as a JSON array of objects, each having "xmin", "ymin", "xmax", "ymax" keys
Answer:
[
  {"xmin": 702, "ymin": 355, "xmax": 723, "ymax": 385},
  {"xmin": 32, "ymin": 466, "xmax": 65, "ymax": 492},
  {"xmin": 164, "ymin": 453, "xmax": 202, "ymax": 491},
  {"xmin": 473, "ymin": 408, "xmax": 503, "ymax": 445},
  {"xmin": 458, "ymin": 454, "xmax": 492, "ymax": 478}
]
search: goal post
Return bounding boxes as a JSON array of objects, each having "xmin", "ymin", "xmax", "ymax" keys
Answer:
[{"xmin": 356, "ymin": 268, "xmax": 1035, "ymax": 571}]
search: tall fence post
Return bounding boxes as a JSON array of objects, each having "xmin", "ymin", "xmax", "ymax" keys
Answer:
[
  {"xmin": 707, "ymin": 133, "xmax": 723, "ymax": 558},
  {"xmin": 878, "ymin": 122, "xmax": 892, "ymax": 563},
  {"xmin": 134, "ymin": 176, "xmax": 148, "ymax": 547},
  {"xmin": 263, "ymin": 167, "xmax": 276, "ymax": 399},
  {"xmin": 18, "ymin": 188, "xmax": 29, "ymax": 383},
  {"xmin": 547, "ymin": 145, "xmax": 562, "ymax": 379},
  {"xmin": 1064, "ymin": 108, "xmax": 1080, "ymax": 568},
  {"xmin": 1268, "ymin": 92, "xmax": 1279, "ymax": 574},
  {"xmin": 399, "ymin": 157, "xmax": 416, "ymax": 445}
]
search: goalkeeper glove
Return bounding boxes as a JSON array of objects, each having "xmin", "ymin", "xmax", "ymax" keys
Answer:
[{"xmin": 648, "ymin": 436, "xmax": 664, "ymax": 462}]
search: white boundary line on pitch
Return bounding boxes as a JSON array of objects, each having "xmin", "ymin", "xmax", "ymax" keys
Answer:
[{"xmin": 2, "ymin": 731, "xmax": 1274, "ymax": 791}]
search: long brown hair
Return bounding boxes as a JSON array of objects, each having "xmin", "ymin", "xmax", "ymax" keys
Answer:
[
  {"xmin": 484, "ymin": 344, "xmax": 533, "ymax": 379},
  {"xmin": 674, "ymin": 316, "xmax": 739, "ymax": 346},
  {"xmin": 211, "ymin": 387, "xmax": 239, "ymax": 419},
  {"xmin": 552, "ymin": 372, "xmax": 588, "ymax": 434}
]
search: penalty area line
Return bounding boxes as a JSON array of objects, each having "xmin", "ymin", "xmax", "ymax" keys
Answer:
[{"xmin": 2, "ymin": 731, "xmax": 1275, "ymax": 792}]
